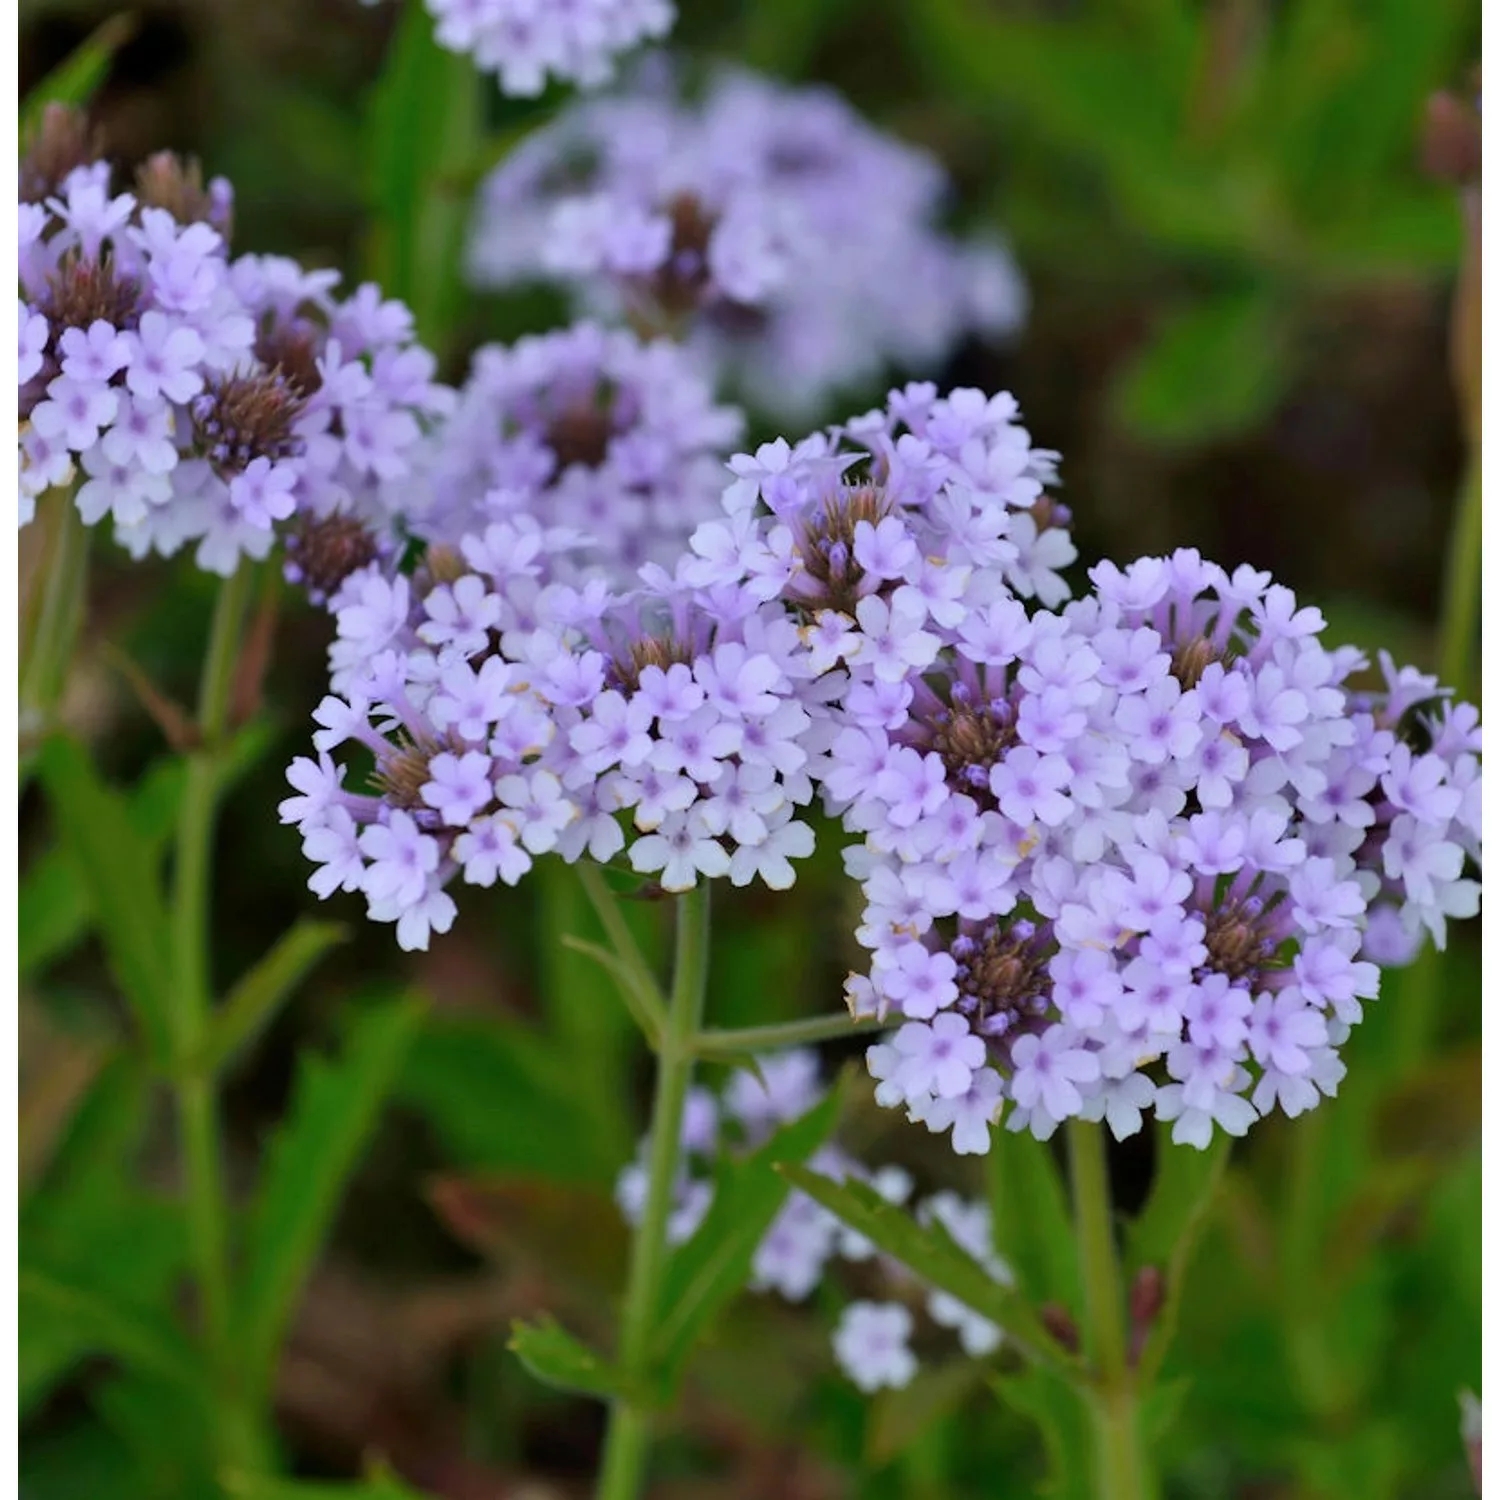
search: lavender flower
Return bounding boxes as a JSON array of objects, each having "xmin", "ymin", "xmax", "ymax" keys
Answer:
[
  {"xmin": 835, "ymin": 550, "xmax": 1482, "ymax": 1151},
  {"xmin": 423, "ymin": 0, "xmax": 673, "ymax": 96},
  {"xmin": 17, "ymin": 122, "xmax": 452, "ymax": 581},
  {"xmin": 394, "ymin": 321, "xmax": 742, "ymax": 578},
  {"xmin": 468, "ymin": 63, "xmax": 1025, "ymax": 419}
]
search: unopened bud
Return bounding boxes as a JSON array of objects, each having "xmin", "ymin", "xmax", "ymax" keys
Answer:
[{"xmin": 1038, "ymin": 1302, "xmax": 1080, "ymax": 1355}]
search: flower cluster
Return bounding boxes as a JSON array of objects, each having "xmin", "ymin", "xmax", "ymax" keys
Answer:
[
  {"xmin": 395, "ymin": 320, "xmax": 742, "ymax": 577},
  {"xmin": 284, "ymin": 380, "xmax": 1071, "ymax": 946},
  {"xmin": 833, "ymin": 550, "xmax": 1482, "ymax": 1150},
  {"xmin": 17, "ymin": 117, "xmax": 451, "ymax": 578},
  {"xmin": 283, "ymin": 527, "xmax": 828, "ymax": 946},
  {"xmin": 468, "ymin": 63, "xmax": 1025, "ymax": 419},
  {"xmin": 615, "ymin": 1048, "xmax": 1013, "ymax": 1392},
  {"xmin": 424, "ymin": 0, "xmax": 674, "ymax": 96}
]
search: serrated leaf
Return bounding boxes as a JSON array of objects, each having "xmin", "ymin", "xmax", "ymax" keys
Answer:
[
  {"xmin": 650, "ymin": 1081, "xmax": 845, "ymax": 1394},
  {"xmin": 19, "ymin": 14, "xmax": 136, "ymax": 136},
  {"xmin": 197, "ymin": 919, "xmax": 347, "ymax": 1077},
  {"xmin": 510, "ymin": 1315, "xmax": 640, "ymax": 1404},
  {"xmin": 19, "ymin": 1265, "xmax": 205, "ymax": 1401},
  {"xmin": 986, "ymin": 1124, "xmax": 1079, "ymax": 1308},
  {"xmin": 396, "ymin": 1014, "xmax": 624, "ymax": 1183},
  {"xmin": 867, "ymin": 1359, "xmax": 985, "ymax": 1466},
  {"xmin": 20, "ymin": 758, "xmax": 184, "ymax": 980},
  {"xmin": 1111, "ymin": 289, "xmax": 1289, "ymax": 445},
  {"xmin": 235, "ymin": 996, "xmax": 426, "ymax": 1406},
  {"xmin": 1125, "ymin": 1122, "xmax": 1229, "ymax": 1382},
  {"xmin": 365, "ymin": 0, "xmax": 485, "ymax": 352},
  {"xmin": 34, "ymin": 736, "xmax": 174, "ymax": 1061},
  {"xmin": 780, "ymin": 1165, "xmax": 1077, "ymax": 1376}
]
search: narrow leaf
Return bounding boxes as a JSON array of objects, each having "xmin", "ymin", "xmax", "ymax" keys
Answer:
[
  {"xmin": 20, "ymin": 759, "xmax": 184, "ymax": 979},
  {"xmin": 235, "ymin": 996, "xmax": 426, "ymax": 1404},
  {"xmin": 985, "ymin": 1124, "xmax": 1079, "ymax": 1308},
  {"xmin": 19, "ymin": 14, "xmax": 136, "ymax": 134},
  {"xmin": 198, "ymin": 919, "xmax": 347, "ymax": 1077},
  {"xmin": 650, "ymin": 1080, "xmax": 845, "ymax": 1394},
  {"xmin": 19, "ymin": 1266, "xmax": 204, "ymax": 1399},
  {"xmin": 559, "ymin": 936, "xmax": 663, "ymax": 1048},
  {"xmin": 780, "ymin": 1165, "xmax": 1078, "ymax": 1376},
  {"xmin": 574, "ymin": 861, "xmax": 669, "ymax": 1040},
  {"xmin": 364, "ymin": 0, "xmax": 484, "ymax": 351},
  {"xmin": 35, "ymin": 736, "xmax": 174, "ymax": 1059},
  {"xmin": 1125, "ymin": 1123, "xmax": 1229, "ymax": 1382},
  {"xmin": 509, "ymin": 1315, "xmax": 641, "ymax": 1404}
]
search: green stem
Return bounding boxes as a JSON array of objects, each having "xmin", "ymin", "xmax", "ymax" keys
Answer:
[
  {"xmin": 1067, "ymin": 1119, "xmax": 1152, "ymax": 1500},
  {"xmin": 1437, "ymin": 452, "xmax": 1482, "ymax": 700},
  {"xmin": 694, "ymin": 1011, "xmax": 886, "ymax": 1055},
  {"xmin": 167, "ymin": 566, "xmax": 258, "ymax": 1473},
  {"xmin": 20, "ymin": 487, "xmax": 89, "ymax": 757},
  {"xmin": 595, "ymin": 883, "xmax": 711, "ymax": 1500}
]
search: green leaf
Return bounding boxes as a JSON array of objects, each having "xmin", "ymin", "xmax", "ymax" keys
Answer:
[
  {"xmin": 1111, "ymin": 289, "xmax": 1289, "ymax": 445},
  {"xmin": 20, "ymin": 759, "xmax": 183, "ymax": 980},
  {"xmin": 364, "ymin": 0, "xmax": 485, "ymax": 353},
  {"xmin": 991, "ymin": 1367, "xmax": 1094, "ymax": 1499},
  {"xmin": 34, "ymin": 736, "xmax": 175, "ymax": 1060},
  {"xmin": 867, "ymin": 1359, "xmax": 985, "ymax": 1467},
  {"xmin": 650, "ymin": 1080, "xmax": 845, "ymax": 1394},
  {"xmin": 396, "ymin": 1013, "xmax": 625, "ymax": 1183},
  {"xmin": 19, "ymin": 1265, "xmax": 205, "ymax": 1400},
  {"xmin": 509, "ymin": 1314, "xmax": 641, "ymax": 1404},
  {"xmin": 19, "ymin": 14, "xmax": 136, "ymax": 137},
  {"xmin": 235, "ymin": 996, "xmax": 426, "ymax": 1405},
  {"xmin": 780, "ymin": 1164, "xmax": 1078, "ymax": 1375},
  {"xmin": 1125, "ymin": 1122, "xmax": 1229, "ymax": 1382},
  {"xmin": 985, "ymin": 1124, "xmax": 1079, "ymax": 1308},
  {"xmin": 196, "ymin": 919, "xmax": 347, "ymax": 1077},
  {"xmin": 226, "ymin": 1470, "xmax": 428, "ymax": 1500},
  {"xmin": 92, "ymin": 1371, "xmax": 217, "ymax": 1500}
]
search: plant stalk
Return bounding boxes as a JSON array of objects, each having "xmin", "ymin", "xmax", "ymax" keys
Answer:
[
  {"xmin": 20, "ymin": 487, "xmax": 89, "ymax": 762},
  {"xmin": 595, "ymin": 883, "xmax": 712, "ymax": 1500},
  {"xmin": 167, "ymin": 566, "xmax": 259, "ymax": 1472},
  {"xmin": 1067, "ymin": 1119, "xmax": 1153, "ymax": 1500},
  {"xmin": 1437, "ymin": 451, "xmax": 1482, "ymax": 702}
]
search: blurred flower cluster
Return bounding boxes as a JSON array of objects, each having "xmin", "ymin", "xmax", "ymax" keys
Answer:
[
  {"xmin": 468, "ymin": 61, "xmax": 1024, "ymax": 420},
  {"xmin": 616, "ymin": 1049, "xmax": 1012, "ymax": 1392}
]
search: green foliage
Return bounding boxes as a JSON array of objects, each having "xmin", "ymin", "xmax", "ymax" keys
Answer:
[
  {"xmin": 19, "ymin": 758, "xmax": 183, "ymax": 980},
  {"xmin": 198, "ymin": 918, "xmax": 347, "ymax": 1076},
  {"xmin": 34, "ymin": 736, "xmax": 175, "ymax": 1060},
  {"xmin": 19, "ymin": 13, "xmax": 136, "ymax": 137},
  {"xmin": 649, "ymin": 1080, "xmax": 845, "ymax": 1394},
  {"xmin": 984, "ymin": 1123, "xmax": 1079, "ymax": 1309},
  {"xmin": 234, "ymin": 995, "xmax": 426, "ymax": 1404},
  {"xmin": 1125, "ymin": 1125, "xmax": 1230, "ymax": 1382},
  {"xmin": 396, "ymin": 1011, "xmax": 628, "ymax": 1183},
  {"xmin": 781, "ymin": 1163, "xmax": 1078, "ymax": 1375},
  {"xmin": 509, "ymin": 1316, "xmax": 642, "ymax": 1405},
  {"xmin": 364, "ymin": 0, "xmax": 486, "ymax": 354}
]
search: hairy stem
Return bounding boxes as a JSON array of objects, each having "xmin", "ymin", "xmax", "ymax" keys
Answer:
[
  {"xmin": 1068, "ymin": 1119, "xmax": 1153, "ymax": 1500},
  {"xmin": 595, "ymin": 883, "xmax": 711, "ymax": 1500},
  {"xmin": 694, "ymin": 1011, "xmax": 885, "ymax": 1055}
]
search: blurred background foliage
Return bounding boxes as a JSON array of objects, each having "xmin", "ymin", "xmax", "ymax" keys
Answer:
[{"xmin": 18, "ymin": 1, "xmax": 1481, "ymax": 1497}]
